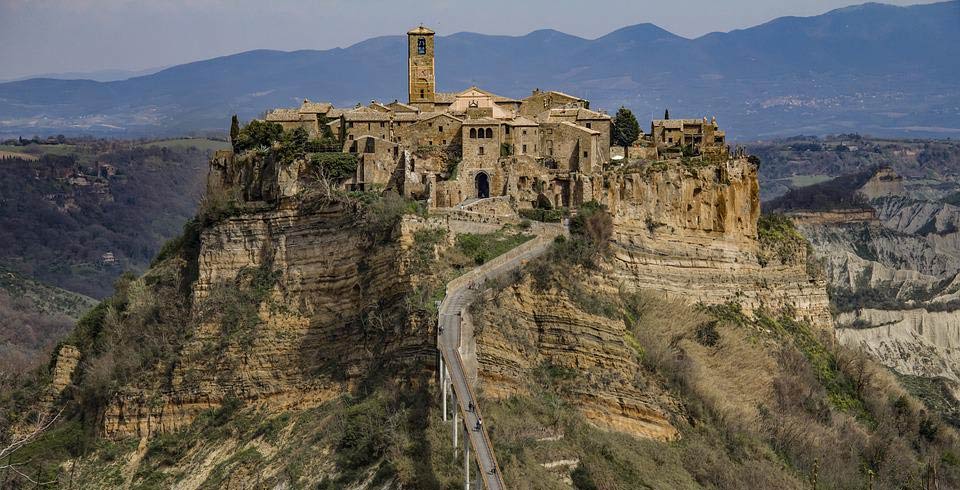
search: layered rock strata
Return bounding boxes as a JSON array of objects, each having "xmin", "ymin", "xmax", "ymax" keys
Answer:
[
  {"xmin": 603, "ymin": 160, "xmax": 831, "ymax": 327},
  {"xmin": 103, "ymin": 200, "xmax": 429, "ymax": 438}
]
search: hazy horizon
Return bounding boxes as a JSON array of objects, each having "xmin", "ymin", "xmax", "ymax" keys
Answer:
[{"xmin": 0, "ymin": 0, "xmax": 947, "ymax": 81}]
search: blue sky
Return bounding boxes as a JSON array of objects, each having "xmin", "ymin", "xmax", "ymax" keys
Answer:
[{"xmin": 0, "ymin": 0, "xmax": 944, "ymax": 80}]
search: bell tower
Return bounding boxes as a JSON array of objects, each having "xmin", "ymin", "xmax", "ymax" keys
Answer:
[{"xmin": 408, "ymin": 25, "xmax": 436, "ymax": 110}]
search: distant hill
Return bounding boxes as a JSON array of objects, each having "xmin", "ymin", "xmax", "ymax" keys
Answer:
[
  {"xmin": 0, "ymin": 1, "xmax": 957, "ymax": 139},
  {"xmin": 749, "ymin": 135, "xmax": 960, "ymax": 200}
]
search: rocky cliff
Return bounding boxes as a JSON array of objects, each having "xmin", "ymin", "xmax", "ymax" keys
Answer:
[
  {"xmin": 94, "ymin": 146, "xmax": 440, "ymax": 440},
  {"xmin": 15, "ymin": 151, "xmax": 866, "ymax": 489},
  {"xmin": 465, "ymin": 158, "xmax": 832, "ymax": 445},
  {"xmin": 603, "ymin": 159, "xmax": 831, "ymax": 327},
  {"xmin": 783, "ymin": 167, "xmax": 960, "ymax": 420}
]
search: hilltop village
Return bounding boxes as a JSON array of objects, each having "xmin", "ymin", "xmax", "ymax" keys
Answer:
[{"xmin": 258, "ymin": 25, "xmax": 731, "ymax": 209}]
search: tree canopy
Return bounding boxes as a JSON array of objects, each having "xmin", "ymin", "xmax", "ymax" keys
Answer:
[
  {"xmin": 612, "ymin": 107, "xmax": 641, "ymax": 149},
  {"xmin": 233, "ymin": 120, "xmax": 283, "ymax": 153}
]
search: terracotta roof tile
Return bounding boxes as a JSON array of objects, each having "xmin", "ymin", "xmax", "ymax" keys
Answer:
[
  {"xmin": 265, "ymin": 108, "xmax": 302, "ymax": 122},
  {"xmin": 299, "ymin": 101, "xmax": 333, "ymax": 114}
]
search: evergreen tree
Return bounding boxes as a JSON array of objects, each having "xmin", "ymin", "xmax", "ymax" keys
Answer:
[
  {"xmin": 230, "ymin": 115, "xmax": 240, "ymax": 151},
  {"xmin": 664, "ymin": 108, "xmax": 670, "ymax": 120},
  {"xmin": 612, "ymin": 106, "xmax": 641, "ymax": 159}
]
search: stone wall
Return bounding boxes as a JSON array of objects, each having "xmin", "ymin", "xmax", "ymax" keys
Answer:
[{"xmin": 395, "ymin": 114, "xmax": 463, "ymax": 149}]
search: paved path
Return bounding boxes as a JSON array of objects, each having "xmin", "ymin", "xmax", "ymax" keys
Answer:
[{"xmin": 438, "ymin": 228, "xmax": 562, "ymax": 489}]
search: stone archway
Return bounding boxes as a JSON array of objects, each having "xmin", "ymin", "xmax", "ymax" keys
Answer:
[{"xmin": 475, "ymin": 172, "xmax": 490, "ymax": 199}]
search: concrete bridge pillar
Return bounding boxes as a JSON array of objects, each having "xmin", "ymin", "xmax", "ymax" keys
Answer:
[
  {"xmin": 453, "ymin": 391, "xmax": 458, "ymax": 451},
  {"xmin": 464, "ymin": 438, "xmax": 470, "ymax": 490},
  {"xmin": 442, "ymin": 367, "xmax": 448, "ymax": 422}
]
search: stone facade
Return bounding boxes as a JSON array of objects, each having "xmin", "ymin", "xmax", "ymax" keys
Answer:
[{"xmin": 651, "ymin": 116, "xmax": 727, "ymax": 157}]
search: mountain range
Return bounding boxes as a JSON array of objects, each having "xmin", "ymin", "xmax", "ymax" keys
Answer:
[{"xmin": 0, "ymin": 1, "xmax": 957, "ymax": 140}]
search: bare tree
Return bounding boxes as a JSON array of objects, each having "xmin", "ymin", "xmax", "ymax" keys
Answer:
[{"xmin": 0, "ymin": 407, "xmax": 63, "ymax": 486}]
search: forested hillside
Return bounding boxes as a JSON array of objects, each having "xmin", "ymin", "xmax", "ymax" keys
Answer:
[{"xmin": 0, "ymin": 139, "xmax": 221, "ymax": 298}]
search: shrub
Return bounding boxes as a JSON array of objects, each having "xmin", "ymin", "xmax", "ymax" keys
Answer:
[
  {"xmin": 456, "ymin": 229, "xmax": 532, "ymax": 265},
  {"xmin": 309, "ymin": 152, "xmax": 358, "ymax": 182},
  {"xmin": 275, "ymin": 127, "xmax": 309, "ymax": 165},
  {"xmin": 518, "ymin": 207, "xmax": 564, "ymax": 223},
  {"xmin": 363, "ymin": 191, "xmax": 425, "ymax": 241},
  {"xmin": 233, "ymin": 120, "xmax": 283, "ymax": 153},
  {"xmin": 571, "ymin": 465, "xmax": 599, "ymax": 490},
  {"xmin": 694, "ymin": 320, "xmax": 721, "ymax": 347},
  {"xmin": 757, "ymin": 213, "xmax": 807, "ymax": 266}
]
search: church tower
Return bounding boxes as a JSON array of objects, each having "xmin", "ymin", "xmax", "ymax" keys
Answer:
[{"xmin": 408, "ymin": 25, "xmax": 436, "ymax": 110}]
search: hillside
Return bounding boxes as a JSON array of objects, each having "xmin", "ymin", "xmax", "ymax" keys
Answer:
[
  {"xmin": 3, "ymin": 125, "xmax": 959, "ymax": 488},
  {"xmin": 767, "ymin": 167, "xmax": 960, "ymax": 425},
  {"xmin": 750, "ymin": 135, "xmax": 960, "ymax": 201},
  {"xmin": 0, "ymin": 1, "xmax": 957, "ymax": 139},
  {"xmin": 0, "ymin": 138, "xmax": 222, "ymax": 298},
  {"xmin": 0, "ymin": 265, "xmax": 96, "ymax": 383}
]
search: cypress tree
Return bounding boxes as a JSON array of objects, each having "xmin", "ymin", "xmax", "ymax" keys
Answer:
[{"xmin": 230, "ymin": 115, "xmax": 240, "ymax": 151}]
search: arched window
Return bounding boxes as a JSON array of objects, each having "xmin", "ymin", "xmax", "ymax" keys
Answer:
[
  {"xmin": 485, "ymin": 128, "xmax": 493, "ymax": 138},
  {"xmin": 477, "ymin": 128, "xmax": 484, "ymax": 139},
  {"xmin": 469, "ymin": 128, "xmax": 477, "ymax": 139}
]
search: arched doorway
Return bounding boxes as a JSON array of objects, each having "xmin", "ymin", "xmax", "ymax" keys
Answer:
[{"xmin": 475, "ymin": 172, "xmax": 490, "ymax": 199}]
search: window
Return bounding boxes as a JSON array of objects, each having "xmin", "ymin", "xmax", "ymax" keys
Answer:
[
  {"xmin": 668, "ymin": 137, "xmax": 673, "ymax": 143},
  {"xmin": 347, "ymin": 122, "xmax": 354, "ymax": 128},
  {"xmin": 420, "ymin": 89, "xmax": 425, "ymax": 98},
  {"xmin": 477, "ymin": 128, "xmax": 484, "ymax": 139},
  {"xmin": 367, "ymin": 123, "xmax": 371, "ymax": 130},
  {"xmin": 522, "ymin": 130, "xmax": 527, "ymax": 135},
  {"xmin": 586, "ymin": 122, "xmax": 592, "ymax": 129},
  {"xmin": 583, "ymin": 151, "xmax": 589, "ymax": 158},
  {"xmin": 348, "ymin": 135, "xmax": 354, "ymax": 141},
  {"xmin": 470, "ymin": 128, "xmax": 477, "ymax": 138},
  {"xmin": 485, "ymin": 128, "xmax": 493, "ymax": 138},
  {"xmin": 417, "ymin": 37, "xmax": 426, "ymax": 55},
  {"xmin": 428, "ymin": 122, "xmax": 433, "ymax": 127},
  {"xmin": 522, "ymin": 144, "xmax": 527, "ymax": 154},
  {"xmin": 478, "ymin": 146, "xmax": 485, "ymax": 156},
  {"xmin": 439, "ymin": 126, "xmax": 443, "ymax": 133},
  {"xmin": 380, "ymin": 122, "xmax": 385, "ymax": 128},
  {"xmin": 429, "ymin": 140, "xmax": 433, "ymax": 146},
  {"xmin": 505, "ymin": 126, "xmax": 511, "ymax": 135},
  {"xmin": 442, "ymin": 139, "xmax": 447, "ymax": 145}
]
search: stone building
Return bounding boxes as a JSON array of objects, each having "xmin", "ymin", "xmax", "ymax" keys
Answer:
[
  {"xmin": 257, "ymin": 25, "xmax": 729, "ymax": 209},
  {"xmin": 650, "ymin": 116, "xmax": 726, "ymax": 156}
]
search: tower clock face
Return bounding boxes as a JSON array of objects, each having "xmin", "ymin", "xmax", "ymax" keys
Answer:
[{"xmin": 417, "ymin": 37, "xmax": 426, "ymax": 55}]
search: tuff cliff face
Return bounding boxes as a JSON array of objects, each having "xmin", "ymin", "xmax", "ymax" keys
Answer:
[
  {"xmin": 604, "ymin": 160, "xmax": 831, "ymax": 327},
  {"xmin": 784, "ymin": 167, "xmax": 960, "ymax": 415},
  {"xmin": 32, "ymin": 146, "xmax": 849, "ymax": 490},
  {"xmin": 101, "ymin": 192, "xmax": 428, "ymax": 439},
  {"xmin": 470, "ymin": 278, "xmax": 680, "ymax": 441},
  {"xmin": 467, "ymin": 158, "xmax": 831, "ymax": 442}
]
